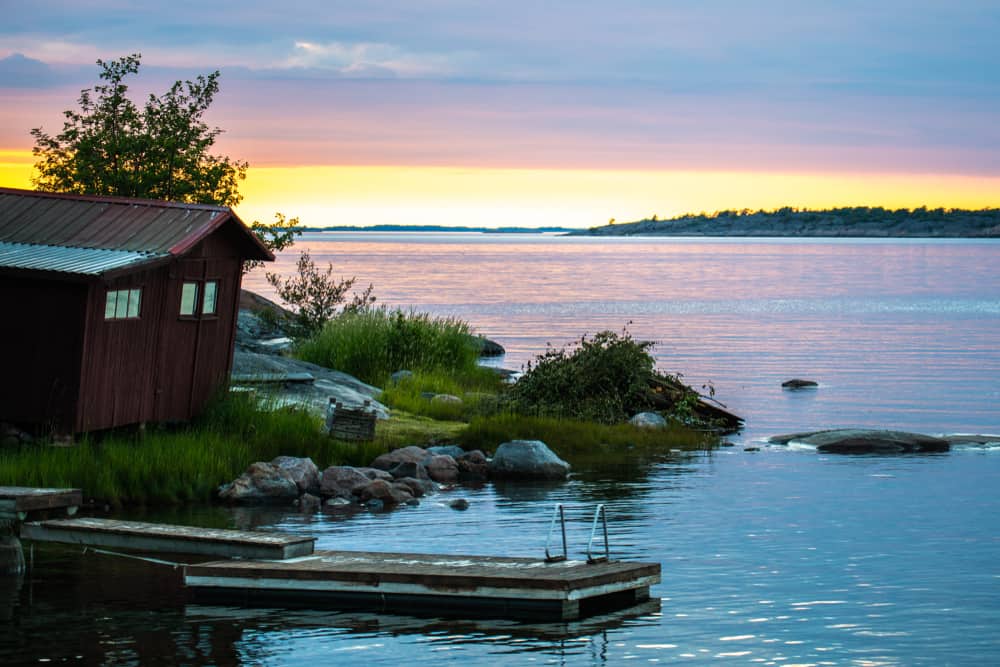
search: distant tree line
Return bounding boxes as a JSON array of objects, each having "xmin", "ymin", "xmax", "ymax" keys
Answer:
[{"xmin": 577, "ymin": 206, "xmax": 1000, "ymax": 237}]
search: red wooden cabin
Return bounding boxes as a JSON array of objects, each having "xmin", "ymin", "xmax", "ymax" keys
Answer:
[{"xmin": 0, "ymin": 187, "xmax": 273, "ymax": 433}]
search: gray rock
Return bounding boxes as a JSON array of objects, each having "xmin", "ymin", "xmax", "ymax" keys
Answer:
[
  {"xmin": 457, "ymin": 449, "xmax": 489, "ymax": 481},
  {"xmin": 387, "ymin": 461, "xmax": 430, "ymax": 480},
  {"xmin": 358, "ymin": 479, "xmax": 413, "ymax": 505},
  {"xmin": 424, "ymin": 455, "xmax": 460, "ymax": 483},
  {"xmin": 271, "ymin": 456, "xmax": 321, "ymax": 495},
  {"xmin": 319, "ymin": 466, "xmax": 372, "ymax": 499},
  {"xmin": 449, "ymin": 498, "xmax": 470, "ymax": 511},
  {"xmin": 390, "ymin": 370, "xmax": 414, "ymax": 384},
  {"xmin": 371, "ymin": 445, "xmax": 430, "ymax": 471},
  {"xmin": 219, "ymin": 462, "xmax": 300, "ymax": 504},
  {"xmin": 394, "ymin": 476, "xmax": 437, "ymax": 497},
  {"xmin": 768, "ymin": 429, "xmax": 950, "ymax": 454},
  {"xmin": 365, "ymin": 498, "xmax": 385, "ymax": 511},
  {"xmin": 629, "ymin": 411, "xmax": 667, "ymax": 428},
  {"xmin": 782, "ymin": 379, "xmax": 818, "ymax": 389},
  {"xmin": 298, "ymin": 493, "xmax": 321, "ymax": 511},
  {"xmin": 427, "ymin": 445, "xmax": 466, "ymax": 458},
  {"xmin": 325, "ymin": 497, "xmax": 353, "ymax": 507},
  {"xmin": 488, "ymin": 440, "xmax": 570, "ymax": 480},
  {"xmin": 357, "ymin": 467, "xmax": 394, "ymax": 481},
  {"xmin": 431, "ymin": 394, "xmax": 463, "ymax": 406}
]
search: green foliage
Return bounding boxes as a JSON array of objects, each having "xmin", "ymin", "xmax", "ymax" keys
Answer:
[
  {"xmin": 459, "ymin": 414, "xmax": 713, "ymax": 465},
  {"xmin": 31, "ymin": 53, "xmax": 246, "ymax": 207},
  {"xmin": 245, "ymin": 212, "xmax": 303, "ymax": 274},
  {"xmin": 266, "ymin": 250, "xmax": 376, "ymax": 338},
  {"xmin": 509, "ymin": 330, "xmax": 657, "ymax": 423},
  {"xmin": 379, "ymin": 369, "xmax": 506, "ymax": 421},
  {"xmin": 296, "ymin": 307, "xmax": 482, "ymax": 386},
  {"xmin": 0, "ymin": 392, "xmax": 388, "ymax": 506}
]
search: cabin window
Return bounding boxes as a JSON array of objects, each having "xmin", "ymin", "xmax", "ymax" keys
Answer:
[
  {"xmin": 180, "ymin": 282, "xmax": 199, "ymax": 316},
  {"xmin": 202, "ymin": 280, "xmax": 218, "ymax": 315},
  {"xmin": 104, "ymin": 288, "xmax": 141, "ymax": 320}
]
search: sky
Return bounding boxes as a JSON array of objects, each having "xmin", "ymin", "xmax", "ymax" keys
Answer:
[{"xmin": 1, "ymin": 1, "xmax": 999, "ymax": 228}]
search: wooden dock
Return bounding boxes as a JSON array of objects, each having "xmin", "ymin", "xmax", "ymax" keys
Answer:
[
  {"xmin": 0, "ymin": 487, "xmax": 82, "ymax": 521},
  {"xmin": 185, "ymin": 550, "xmax": 660, "ymax": 621},
  {"xmin": 20, "ymin": 518, "xmax": 315, "ymax": 560}
]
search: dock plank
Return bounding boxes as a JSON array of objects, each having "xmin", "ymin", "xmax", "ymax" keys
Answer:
[
  {"xmin": 185, "ymin": 550, "xmax": 660, "ymax": 620},
  {"xmin": 0, "ymin": 486, "xmax": 82, "ymax": 518},
  {"xmin": 21, "ymin": 518, "xmax": 315, "ymax": 560}
]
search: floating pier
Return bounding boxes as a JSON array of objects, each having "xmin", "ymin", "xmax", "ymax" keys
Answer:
[
  {"xmin": 185, "ymin": 550, "xmax": 660, "ymax": 621},
  {"xmin": 0, "ymin": 486, "xmax": 81, "ymax": 521},
  {"xmin": 20, "ymin": 518, "xmax": 315, "ymax": 560}
]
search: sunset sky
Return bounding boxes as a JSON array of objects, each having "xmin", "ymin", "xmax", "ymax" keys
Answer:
[{"xmin": 2, "ymin": 1, "xmax": 998, "ymax": 228}]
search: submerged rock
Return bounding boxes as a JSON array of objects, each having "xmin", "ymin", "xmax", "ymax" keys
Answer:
[
  {"xmin": 782, "ymin": 379, "xmax": 818, "ymax": 389},
  {"xmin": 488, "ymin": 440, "xmax": 570, "ymax": 480},
  {"xmin": 769, "ymin": 429, "xmax": 950, "ymax": 454}
]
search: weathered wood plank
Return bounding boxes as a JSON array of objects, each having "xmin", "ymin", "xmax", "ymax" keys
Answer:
[
  {"xmin": 0, "ymin": 487, "xmax": 82, "ymax": 513},
  {"xmin": 21, "ymin": 518, "xmax": 315, "ymax": 560}
]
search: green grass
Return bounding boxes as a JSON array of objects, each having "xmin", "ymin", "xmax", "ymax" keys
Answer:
[
  {"xmin": 458, "ymin": 413, "xmax": 715, "ymax": 467},
  {"xmin": 0, "ymin": 392, "xmax": 390, "ymax": 506},
  {"xmin": 295, "ymin": 307, "xmax": 483, "ymax": 386},
  {"xmin": 379, "ymin": 368, "xmax": 506, "ymax": 421}
]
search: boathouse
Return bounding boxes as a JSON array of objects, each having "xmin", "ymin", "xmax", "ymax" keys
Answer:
[{"xmin": 0, "ymin": 187, "xmax": 273, "ymax": 433}]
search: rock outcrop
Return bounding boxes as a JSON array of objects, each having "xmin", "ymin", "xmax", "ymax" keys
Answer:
[
  {"xmin": 218, "ymin": 462, "xmax": 301, "ymax": 504},
  {"xmin": 488, "ymin": 440, "xmax": 571, "ymax": 479},
  {"xmin": 769, "ymin": 429, "xmax": 951, "ymax": 454}
]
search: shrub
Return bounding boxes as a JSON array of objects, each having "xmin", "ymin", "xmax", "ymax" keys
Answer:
[
  {"xmin": 296, "ymin": 307, "xmax": 483, "ymax": 386},
  {"xmin": 509, "ymin": 330, "xmax": 657, "ymax": 423}
]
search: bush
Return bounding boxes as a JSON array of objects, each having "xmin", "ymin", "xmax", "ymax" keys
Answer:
[
  {"xmin": 296, "ymin": 307, "xmax": 483, "ymax": 386},
  {"xmin": 509, "ymin": 330, "xmax": 657, "ymax": 423}
]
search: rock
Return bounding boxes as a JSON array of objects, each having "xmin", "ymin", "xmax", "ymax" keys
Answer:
[
  {"xmin": 218, "ymin": 462, "xmax": 300, "ymax": 504},
  {"xmin": 488, "ymin": 440, "xmax": 570, "ymax": 480},
  {"xmin": 390, "ymin": 370, "xmax": 414, "ymax": 384},
  {"xmin": 467, "ymin": 335, "xmax": 505, "ymax": 357},
  {"xmin": 365, "ymin": 499, "xmax": 384, "ymax": 511},
  {"xmin": 271, "ymin": 456, "xmax": 320, "ymax": 495},
  {"xmin": 744, "ymin": 447, "xmax": 760, "ymax": 452},
  {"xmin": 358, "ymin": 479, "xmax": 413, "ymax": 505},
  {"xmin": 431, "ymin": 394, "xmax": 463, "ymax": 406},
  {"xmin": 782, "ymin": 379, "xmax": 818, "ymax": 389},
  {"xmin": 325, "ymin": 497, "xmax": 353, "ymax": 507},
  {"xmin": 457, "ymin": 449, "xmax": 489, "ymax": 481},
  {"xmin": 387, "ymin": 461, "xmax": 430, "ymax": 480},
  {"xmin": 768, "ymin": 429, "xmax": 950, "ymax": 454},
  {"xmin": 449, "ymin": 498, "xmax": 470, "ymax": 511},
  {"xmin": 371, "ymin": 445, "xmax": 430, "ymax": 471},
  {"xmin": 394, "ymin": 476, "xmax": 437, "ymax": 497},
  {"xmin": 942, "ymin": 434, "xmax": 1000, "ymax": 447},
  {"xmin": 629, "ymin": 411, "xmax": 667, "ymax": 428},
  {"xmin": 319, "ymin": 466, "xmax": 372, "ymax": 499},
  {"xmin": 298, "ymin": 493, "xmax": 321, "ymax": 511},
  {"xmin": 424, "ymin": 455, "xmax": 460, "ymax": 483},
  {"xmin": 357, "ymin": 467, "xmax": 394, "ymax": 482},
  {"xmin": 427, "ymin": 445, "xmax": 465, "ymax": 458}
]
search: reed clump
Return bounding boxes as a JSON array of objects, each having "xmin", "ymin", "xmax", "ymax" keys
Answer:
[{"xmin": 296, "ymin": 307, "xmax": 483, "ymax": 386}]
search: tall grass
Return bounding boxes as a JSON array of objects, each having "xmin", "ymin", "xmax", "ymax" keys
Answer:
[
  {"xmin": 379, "ymin": 368, "xmax": 506, "ymax": 421},
  {"xmin": 0, "ymin": 393, "xmax": 388, "ymax": 506},
  {"xmin": 296, "ymin": 307, "xmax": 482, "ymax": 386}
]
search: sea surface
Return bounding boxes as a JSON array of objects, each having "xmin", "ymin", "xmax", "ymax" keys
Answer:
[{"xmin": 4, "ymin": 235, "xmax": 999, "ymax": 665}]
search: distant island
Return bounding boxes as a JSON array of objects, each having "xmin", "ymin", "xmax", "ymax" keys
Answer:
[
  {"xmin": 301, "ymin": 224, "xmax": 574, "ymax": 234},
  {"xmin": 569, "ymin": 207, "xmax": 1000, "ymax": 237}
]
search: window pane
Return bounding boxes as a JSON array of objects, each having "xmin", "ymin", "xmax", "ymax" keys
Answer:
[
  {"xmin": 202, "ymin": 281, "xmax": 217, "ymax": 314},
  {"xmin": 180, "ymin": 282, "xmax": 199, "ymax": 316},
  {"xmin": 127, "ymin": 288, "xmax": 141, "ymax": 318},
  {"xmin": 114, "ymin": 289, "xmax": 129, "ymax": 318},
  {"xmin": 105, "ymin": 291, "xmax": 118, "ymax": 319}
]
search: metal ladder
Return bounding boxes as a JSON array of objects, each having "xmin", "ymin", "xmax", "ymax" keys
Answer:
[{"xmin": 544, "ymin": 503, "xmax": 610, "ymax": 564}]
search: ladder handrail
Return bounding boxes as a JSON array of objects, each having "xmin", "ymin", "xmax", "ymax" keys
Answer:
[
  {"xmin": 544, "ymin": 503, "xmax": 568, "ymax": 562},
  {"xmin": 586, "ymin": 504, "xmax": 610, "ymax": 564}
]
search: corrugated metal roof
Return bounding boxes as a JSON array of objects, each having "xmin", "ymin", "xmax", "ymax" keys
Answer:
[
  {"xmin": 0, "ymin": 241, "xmax": 167, "ymax": 276},
  {"xmin": 0, "ymin": 188, "xmax": 273, "ymax": 263}
]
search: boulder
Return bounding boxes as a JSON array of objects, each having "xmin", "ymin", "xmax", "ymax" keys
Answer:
[
  {"xmin": 271, "ymin": 456, "xmax": 321, "ymax": 495},
  {"xmin": 629, "ymin": 412, "xmax": 667, "ymax": 428},
  {"xmin": 427, "ymin": 445, "xmax": 465, "ymax": 458},
  {"xmin": 431, "ymin": 394, "xmax": 463, "ymax": 406},
  {"xmin": 357, "ymin": 467, "xmax": 394, "ymax": 481},
  {"xmin": 319, "ymin": 466, "xmax": 372, "ymax": 499},
  {"xmin": 769, "ymin": 429, "xmax": 950, "ymax": 454},
  {"xmin": 298, "ymin": 493, "xmax": 321, "ymax": 511},
  {"xmin": 371, "ymin": 446, "xmax": 430, "ymax": 471},
  {"xmin": 424, "ymin": 455, "xmax": 460, "ymax": 483},
  {"xmin": 390, "ymin": 370, "xmax": 414, "ymax": 384},
  {"xmin": 387, "ymin": 461, "xmax": 430, "ymax": 480},
  {"xmin": 218, "ymin": 462, "xmax": 300, "ymax": 504},
  {"xmin": 457, "ymin": 449, "xmax": 489, "ymax": 481},
  {"xmin": 449, "ymin": 498, "xmax": 470, "ymax": 511},
  {"xmin": 358, "ymin": 479, "xmax": 413, "ymax": 505},
  {"xmin": 488, "ymin": 440, "xmax": 570, "ymax": 480},
  {"xmin": 394, "ymin": 476, "xmax": 437, "ymax": 497},
  {"xmin": 782, "ymin": 379, "xmax": 818, "ymax": 389}
]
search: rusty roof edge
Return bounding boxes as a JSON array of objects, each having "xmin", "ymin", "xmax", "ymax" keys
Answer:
[
  {"xmin": 168, "ymin": 209, "xmax": 275, "ymax": 261},
  {"xmin": 0, "ymin": 186, "xmax": 230, "ymax": 214}
]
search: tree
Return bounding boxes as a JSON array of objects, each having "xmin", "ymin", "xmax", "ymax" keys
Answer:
[
  {"xmin": 31, "ymin": 53, "xmax": 246, "ymax": 206},
  {"xmin": 266, "ymin": 250, "xmax": 376, "ymax": 338},
  {"xmin": 30, "ymin": 53, "xmax": 301, "ymax": 266}
]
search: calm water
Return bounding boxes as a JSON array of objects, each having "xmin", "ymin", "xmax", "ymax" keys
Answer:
[{"xmin": 4, "ymin": 235, "xmax": 1000, "ymax": 665}]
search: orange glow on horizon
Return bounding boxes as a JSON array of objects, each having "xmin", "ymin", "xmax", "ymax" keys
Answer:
[{"xmin": 1, "ymin": 149, "xmax": 998, "ymax": 228}]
